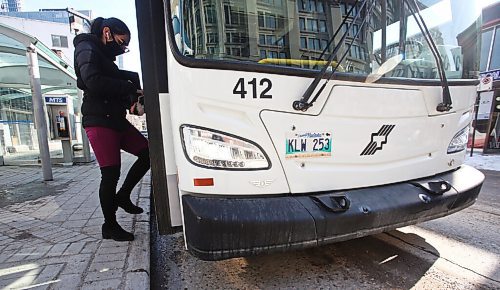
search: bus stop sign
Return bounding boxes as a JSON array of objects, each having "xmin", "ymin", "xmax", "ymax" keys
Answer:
[{"xmin": 478, "ymin": 76, "xmax": 493, "ymax": 92}]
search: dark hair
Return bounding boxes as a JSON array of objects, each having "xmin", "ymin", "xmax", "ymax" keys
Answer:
[{"xmin": 90, "ymin": 17, "xmax": 130, "ymax": 37}]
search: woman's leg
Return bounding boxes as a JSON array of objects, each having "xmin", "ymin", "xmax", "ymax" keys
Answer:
[
  {"xmin": 117, "ymin": 125, "xmax": 150, "ymax": 214},
  {"xmin": 99, "ymin": 165, "xmax": 121, "ymax": 223},
  {"xmin": 85, "ymin": 127, "xmax": 134, "ymax": 241}
]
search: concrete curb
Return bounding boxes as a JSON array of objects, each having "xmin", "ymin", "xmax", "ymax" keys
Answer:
[{"xmin": 124, "ymin": 172, "xmax": 151, "ymax": 290}]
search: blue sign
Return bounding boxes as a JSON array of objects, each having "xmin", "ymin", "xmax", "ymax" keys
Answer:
[
  {"xmin": 45, "ymin": 96, "xmax": 67, "ymax": 104},
  {"xmin": 480, "ymin": 69, "xmax": 500, "ymax": 81}
]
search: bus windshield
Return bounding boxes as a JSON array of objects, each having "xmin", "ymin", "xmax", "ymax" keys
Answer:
[{"xmin": 170, "ymin": 0, "xmax": 483, "ymax": 80}]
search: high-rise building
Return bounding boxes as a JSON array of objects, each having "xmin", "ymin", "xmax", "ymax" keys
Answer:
[
  {"xmin": 0, "ymin": 9, "xmax": 92, "ymax": 64},
  {"xmin": 0, "ymin": 9, "xmax": 91, "ymax": 27},
  {"xmin": 0, "ymin": 0, "xmax": 22, "ymax": 12}
]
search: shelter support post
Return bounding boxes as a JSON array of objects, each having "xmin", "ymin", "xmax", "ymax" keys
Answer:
[{"xmin": 27, "ymin": 45, "xmax": 53, "ymax": 181}]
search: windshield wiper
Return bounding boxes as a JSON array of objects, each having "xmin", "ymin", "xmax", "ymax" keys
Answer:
[
  {"xmin": 293, "ymin": 0, "xmax": 373, "ymax": 112},
  {"xmin": 405, "ymin": 0, "xmax": 452, "ymax": 112},
  {"xmin": 294, "ymin": 0, "xmax": 452, "ymax": 113}
]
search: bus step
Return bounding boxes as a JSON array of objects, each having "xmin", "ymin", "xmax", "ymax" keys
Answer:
[
  {"xmin": 310, "ymin": 194, "xmax": 350, "ymax": 212},
  {"xmin": 410, "ymin": 180, "xmax": 452, "ymax": 195}
]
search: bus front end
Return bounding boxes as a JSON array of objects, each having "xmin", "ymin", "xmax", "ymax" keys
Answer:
[{"xmin": 159, "ymin": 0, "xmax": 485, "ymax": 260}]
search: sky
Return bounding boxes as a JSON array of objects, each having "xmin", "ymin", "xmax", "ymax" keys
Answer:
[{"xmin": 22, "ymin": 0, "xmax": 142, "ymax": 74}]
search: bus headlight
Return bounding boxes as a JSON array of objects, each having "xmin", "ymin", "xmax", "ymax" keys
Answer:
[
  {"xmin": 447, "ymin": 126, "xmax": 470, "ymax": 154},
  {"xmin": 181, "ymin": 125, "xmax": 271, "ymax": 170}
]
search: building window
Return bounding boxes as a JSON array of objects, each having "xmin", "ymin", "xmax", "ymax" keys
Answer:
[
  {"xmin": 300, "ymin": 37, "xmax": 307, "ymax": 49},
  {"xmin": 341, "ymin": 3, "xmax": 359, "ymax": 16},
  {"xmin": 269, "ymin": 51, "xmax": 278, "ymax": 58},
  {"xmin": 319, "ymin": 20, "xmax": 327, "ymax": 33},
  {"xmin": 317, "ymin": 1, "xmax": 324, "ymax": 13},
  {"xmin": 195, "ymin": 10, "xmax": 201, "ymax": 27},
  {"xmin": 309, "ymin": 0, "xmax": 317, "ymax": 12},
  {"xmin": 224, "ymin": 5, "xmax": 244, "ymax": 26},
  {"xmin": 258, "ymin": 11, "xmax": 280, "ymax": 29},
  {"xmin": 259, "ymin": 34, "xmax": 285, "ymax": 47},
  {"xmin": 352, "ymin": 24, "xmax": 359, "ymax": 37},
  {"xmin": 298, "ymin": 0, "xmax": 324, "ymax": 12},
  {"xmin": 227, "ymin": 32, "xmax": 247, "ymax": 44},
  {"xmin": 259, "ymin": 49, "xmax": 286, "ymax": 59},
  {"xmin": 225, "ymin": 46, "xmax": 249, "ymax": 57},
  {"xmin": 266, "ymin": 14, "xmax": 276, "ymax": 29},
  {"xmin": 348, "ymin": 44, "xmax": 366, "ymax": 61},
  {"xmin": 308, "ymin": 38, "xmax": 321, "ymax": 51},
  {"xmin": 301, "ymin": 55, "xmax": 310, "ymax": 68},
  {"xmin": 298, "ymin": 0, "xmax": 307, "ymax": 11},
  {"xmin": 51, "ymin": 35, "xmax": 68, "ymax": 48},
  {"xmin": 259, "ymin": 34, "xmax": 266, "ymax": 45},
  {"xmin": 196, "ymin": 34, "xmax": 203, "ymax": 47},
  {"xmin": 342, "ymin": 22, "xmax": 363, "ymax": 39},
  {"xmin": 204, "ymin": 5, "xmax": 217, "ymax": 24},
  {"xmin": 321, "ymin": 39, "xmax": 328, "ymax": 51},
  {"xmin": 260, "ymin": 50, "xmax": 267, "ymax": 59},
  {"xmin": 299, "ymin": 17, "xmax": 306, "ymax": 31},
  {"xmin": 266, "ymin": 35, "xmax": 277, "ymax": 45},
  {"xmin": 307, "ymin": 19, "xmax": 318, "ymax": 32},
  {"xmin": 232, "ymin": 47, "xmax": 242, "ymax": 56},
  {"xmin": 260, "ymin": 0, "xmax": 283, "ymax": 6},
  {"xmin": 276, "ymin": 37, "xmax": 285, "ymax": 47},
  {"xmin": 206, "ymin": 32, "xmax": 218, "ymax": 44},
  {"xmin": 258, "ymin": 11, "xmax": 265, "ymax": 27}
]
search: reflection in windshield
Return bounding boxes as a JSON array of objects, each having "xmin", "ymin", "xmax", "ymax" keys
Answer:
[{"xmin": 171, "ymin": 0, "xmax": 482, "ymax": 80}]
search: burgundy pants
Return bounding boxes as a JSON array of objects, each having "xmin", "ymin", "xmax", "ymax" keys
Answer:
[{"xmin": 85, "ymin": 125, "xmax": 149, "ymax": 167}]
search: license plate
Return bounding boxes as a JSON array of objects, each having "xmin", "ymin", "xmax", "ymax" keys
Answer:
[{"xmin": 285, "ymin": 132, "xmax": 332, "ymax": 159}]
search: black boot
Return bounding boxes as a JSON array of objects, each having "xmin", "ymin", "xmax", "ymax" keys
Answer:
[
  {"xmin": 116, "ymin": 149, "xmax": 150, "ymax": 214},
  {"xmin": 102, "ymin": 222, "xmax": 134, "ymax": 241},
  {"xmin": 116, "ymin": 190, "xmax": 144, "ymax": 214},
  {"xmin": 99, "ymin": 166, "xmax": 121, "ymax": 220},
  {"xmin": 99, "ymin": 166, "xmax": 134, "ymax": 241}
]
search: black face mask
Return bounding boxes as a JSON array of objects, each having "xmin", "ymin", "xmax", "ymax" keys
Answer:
[{"xmin": 104, "ymin": 33, "xmax": 126, "ymax": 58}]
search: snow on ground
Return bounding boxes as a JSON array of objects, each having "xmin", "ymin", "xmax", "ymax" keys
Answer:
[{"xmin": 464, "ymin": 149, "xmax": 500, "ymax": 171}]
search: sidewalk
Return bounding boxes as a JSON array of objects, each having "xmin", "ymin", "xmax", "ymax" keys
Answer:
[
  {"xmin": 0, "ymin": 153, "xmax": 150, "ymax": 290},
  {"xmin": 465, "ymin": 149, "xmax": 500, "ymax": 171}
]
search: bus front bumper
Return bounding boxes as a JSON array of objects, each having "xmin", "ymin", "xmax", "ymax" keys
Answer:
[{"xmin": 182, "ymin": 165, "xmax": 484, "ymax": 261}]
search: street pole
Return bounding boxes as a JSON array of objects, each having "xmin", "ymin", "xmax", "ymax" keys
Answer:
[
  {"xmin": 27, "ymin": 45, "xmax": 53, "ymax": 181},
  {"xmin": 470, "ymin": 92, "xmax": 480, "ymax": 157}
]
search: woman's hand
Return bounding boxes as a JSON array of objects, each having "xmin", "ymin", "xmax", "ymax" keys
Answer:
[{"xmin": 130, "ymin": 97, "xmax": 145, "ymax": 116}]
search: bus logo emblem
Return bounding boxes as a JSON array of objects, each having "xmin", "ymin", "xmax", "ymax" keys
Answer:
[
  {"xmin": 250, "ymin": 180, "xmax": 275, "ymax": 188},
  {"xmin": 360, "ymin": 125, "xmax": 396, "ymax": 156}
]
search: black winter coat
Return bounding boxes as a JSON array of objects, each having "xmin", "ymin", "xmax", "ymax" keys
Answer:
[{"xmin": 73, "ymin": 34, "xmax": 139, "ymax": 131}]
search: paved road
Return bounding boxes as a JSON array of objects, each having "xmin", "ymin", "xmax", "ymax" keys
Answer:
[{"xmin": 151, "ymin": 170, "xmax": 500, "ymax": 289}]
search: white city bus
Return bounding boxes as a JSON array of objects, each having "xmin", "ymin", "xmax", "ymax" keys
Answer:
[{"xmin": 136, "ymin": 0, "xmax": 485, "ymax": 260}]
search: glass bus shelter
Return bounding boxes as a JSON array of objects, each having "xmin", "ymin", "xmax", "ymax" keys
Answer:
[{"xmin": 0, "ymin": 22, "xmax": 88, "ymax": 167}]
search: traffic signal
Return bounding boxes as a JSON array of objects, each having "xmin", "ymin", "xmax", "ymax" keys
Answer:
[{"xmin": 496, "ymin": 95, "xmax": 500, "ymax": 113}]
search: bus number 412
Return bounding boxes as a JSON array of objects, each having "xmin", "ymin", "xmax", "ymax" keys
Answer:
[{"xmin": 233, "ymin": 78, "xmax": 273, "ymax": 99}]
